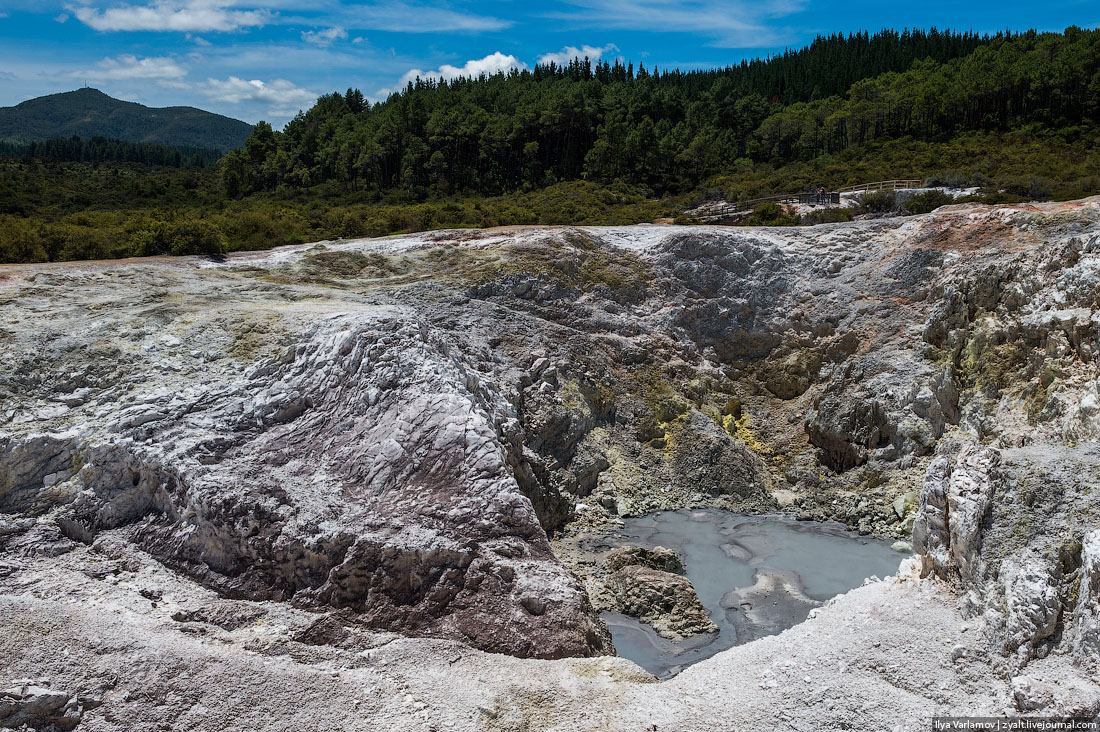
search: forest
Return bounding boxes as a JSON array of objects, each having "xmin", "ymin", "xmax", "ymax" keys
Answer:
[
  {"xmin": 1, "ymin": 27, "xmax": 1098, "ymax": 264},
  {"xmin": 222, "ymin": 28, "xmax": 1099, "ymax": 198},
  {"xmin": 0, "ymin": 136, "xmax": 219, "ymax": 168}
]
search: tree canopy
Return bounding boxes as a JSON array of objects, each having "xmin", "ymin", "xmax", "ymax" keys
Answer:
[{"xmin": 224, "ymin": 28, "xmax": 1099, "ymax": 199}]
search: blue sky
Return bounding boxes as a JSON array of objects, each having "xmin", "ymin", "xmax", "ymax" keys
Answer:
[{"xmin": 0, "ymin": 1, "xmax": 1096, "ymax": 128}]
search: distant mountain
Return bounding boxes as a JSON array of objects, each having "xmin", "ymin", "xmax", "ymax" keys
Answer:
[{"xmin": 0, "ymin": 88, "xmax": 252, "ymax": 152}]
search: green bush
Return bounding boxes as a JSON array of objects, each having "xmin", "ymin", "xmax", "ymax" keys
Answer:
[
  {"xmin": 1027, "ymin": 176, "xmax": 1053, "ymax": 201},
  {"xmin": 998, "ymin": 176, "xmax": 1052, "ymax": 200},
  {"xmin": 801, "ymin": 207, "xmax": 855, "ymax": 225},
  {"xmin": 904, "ymin": 190, "xmax": 955, "ymax": 214},
  {"xmin": 56, "ymin": 226, "xmax": 118, "ymax": 261},
  {"xmin": 859, "ymin": 191, "xmax": 897, "ymax": 213},
  {"xmin": 923, "ymin": 171, "xmax": 970, "ymax": 188},
  {"xmin": 215, "ymin": 208, "xmax": 312, "ymax": 251},
  {"xmin": 744, "ymin": 201, "xmax": 799, "ymax": 226},
  {"xmin": 969, "ymin": 192, "xmax": 1029, "ymax": 205},
  {"xmin": 126, "ymin": 217, "xmax": 173, "ymax": 257},
  {"xmin": 168, "ymin": 219, "xmax": 227, "ymax": 256},
  {"xmin": 0, "ymin": 216, "xmax": 47, "ymax": 263}
]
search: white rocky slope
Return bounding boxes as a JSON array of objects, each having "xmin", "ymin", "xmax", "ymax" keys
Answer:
[{"xmin": 2, "ymin": 198, "xmax": 1100, "ymax": 730}]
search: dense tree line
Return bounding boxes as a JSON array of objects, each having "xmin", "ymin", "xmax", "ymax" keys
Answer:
[
  {"xmin": 224, "ymin": 28, "xmax": 1098, "ymax": 200},
  {"xmin": 754, "ymin": 28, "xmax": 1100, "ymax": 161},
  {"xmin": 0, "ymin": 136, "xmax": 218, "ymax": 168}
]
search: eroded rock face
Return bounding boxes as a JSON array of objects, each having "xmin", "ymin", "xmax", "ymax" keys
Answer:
[
  {"xmin": 1071, "ymin": 529, "xmax": 1100, "ymax": 669},
  {"xmin": 914, "ymin": 442, "xmax": 1100, "ymax": 672},
  {"xmin": 913, "ymin": 445, "xmax": 1000, "ymax": 584},
  {"xmin": 804, "ymin": 386, "xmax": 890, "ymax": 472},
  {"xmin": 0, "ymin": 312, "xmax": 611, "ymax": 659}
]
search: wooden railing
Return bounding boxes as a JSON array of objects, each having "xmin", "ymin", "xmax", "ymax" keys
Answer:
[{"xmin": 836, "ymin": 179, "xmax": 923, "ymax": 193}]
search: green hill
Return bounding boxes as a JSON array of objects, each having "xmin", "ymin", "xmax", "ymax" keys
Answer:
[{"xmin": 0, "ymin": 88, "xmax": 252, "ymax": 151}]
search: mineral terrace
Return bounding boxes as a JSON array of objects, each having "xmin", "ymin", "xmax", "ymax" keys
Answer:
[{"xmin": 1, "ymin": 198, "xmax": 1099, "ymax": 730}]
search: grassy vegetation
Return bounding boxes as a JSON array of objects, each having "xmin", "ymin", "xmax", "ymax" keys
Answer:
[{"xmin": 0, "ymin": 170, "xmax": 679, "ymax": 263}]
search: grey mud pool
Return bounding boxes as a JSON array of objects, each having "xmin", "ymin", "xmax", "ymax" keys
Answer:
[{"xmin": 595, "ymin": 509, "xmax": 909, "ymax": 677}]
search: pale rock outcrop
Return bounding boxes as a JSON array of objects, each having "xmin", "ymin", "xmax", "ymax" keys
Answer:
[
  {"xmin": 945, "ymin": 446, "xmax": 1000, "ymax": 584},
  {"xmin": 1011, "ymin": 676, "xmax": 1055, "ymax": 712},
  {"xmin": 914, "ymin": 442, "xmax": 1100, "ymax": 679},
  {"xmin": 999, "ymin": 552, "xmax": 1062, "ymax": 663},
  {"xmin": 1071, "ymin": 529, "xmax": 1100, "ymax": 669},
  {"xmin": 912, "ymin": 455, "xmax": 952, "ymax": 578},
  {"xmin": 912, "ymin": 445, "xmax": 1000, "ymax": 584}
]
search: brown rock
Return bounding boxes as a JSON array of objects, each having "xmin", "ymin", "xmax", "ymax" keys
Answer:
[{"xmin": 606, "ymin": 565, "xmax": 717, "ymax": 640}]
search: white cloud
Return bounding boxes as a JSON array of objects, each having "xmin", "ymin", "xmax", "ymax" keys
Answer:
[
  {"xmin": 392, "ymin": 51, "xmax": 525, "ymax": 90},
  {"xmin": 71, "ymin": 0, "xmax": 273, "ymax": 33},
  {"xmin": 67, "ymin": 1, "xmax": 506, "ymax": 37},
  {"xmin": 301, "ymin": 25, "xmax": 347, "ymax": 46},
  {"xmin": 339, "ymin": 3, "xmax": 509, "ymax": 33},
  {"xmin": 76, "ymin": 54, "xmax": 188, "ymax": 81},
  {"xmin": 537, "ymin": 43, "xmax": 619, "ymax": 66},
  {"xmin": 551, "ymin": 0, "xmax": 801, "ymax": 47},
  {"xmin": 55, "ymin": 12, "xmax": 70, "ymax": 22},
  {"xmin": 200, "ymin": 76, "xmax": 316, "ymax": 115}
]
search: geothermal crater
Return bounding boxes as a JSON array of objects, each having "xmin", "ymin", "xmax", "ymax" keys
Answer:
[{"xmin": 2, "ymin": 198, "xmax": 1100, "ymax": 730}]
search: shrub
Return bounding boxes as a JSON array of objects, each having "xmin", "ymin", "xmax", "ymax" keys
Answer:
[
  {"xmin": 53, "ymin": 224, "xmax": 119, "ymax": 261},
  {"xmin": 744, "ymin": 201, "xmax": 799, "ymax": 226},
  {"xmin": 168, "ymin": 219, "xmax": 227, "ymax": 256},
  {"xmin": 923, "ymin": 171, "xmax": 969, "ymax": 188},
  {"xmin": 859, "ymin": 191, "xmax": 897, "ymax": 213},
  {"xmin": 998, "ymin": 177, "xmax": 1048, "ymax": 199},
  {"xmin": 970, "ymin": 192, "xmax": 1029, "ymax": 205},
  {"xmin": 126, "ymin": 217, "xmax": 173, "ymax": 257},
  {"xmin": 801, "ymin": 207, "xmax": 855, "ymax": 225},
  {"xmin": 904, "ymin": 190, "xmax": 955, "ymax": 214},
  {"xmin": 340, "ymin": 210, "xmax": 367, "ymax": 238},
  {"xmin": 1027, "ymin": 176, "xmax": 1053, "ymax": 201},
  {"xmin": 0, "ymin": 216, "xmax": 47, "ymax": 263},
  {"xmin": 216, "ymin": 208, "xmax": 311, "ymax": 251}
]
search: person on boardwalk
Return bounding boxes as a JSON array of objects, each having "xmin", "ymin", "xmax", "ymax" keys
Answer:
[{"xmin": 817, "ymin": 186, "xmax": 826, "ymax": 205}]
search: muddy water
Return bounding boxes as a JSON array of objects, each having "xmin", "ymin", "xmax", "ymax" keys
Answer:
[{"xmin": 595, "ymin": 509, "xmax": 907, "ymax": 678}]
